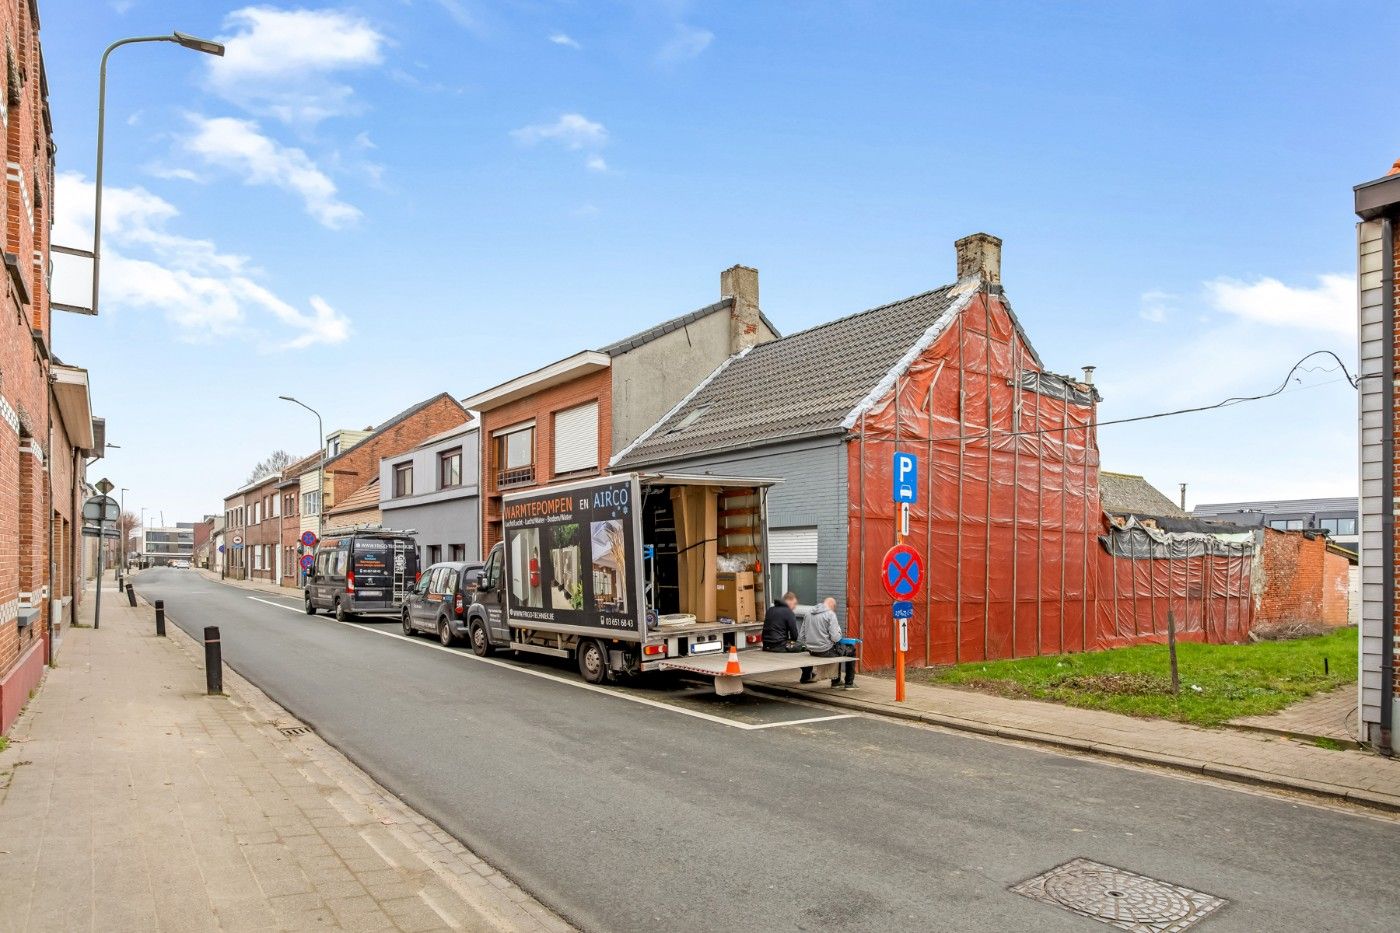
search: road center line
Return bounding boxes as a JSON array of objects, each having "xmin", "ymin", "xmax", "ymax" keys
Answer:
[{"xmin": 243, "ymin": 595, "xmax": 857, "ymax": 731}]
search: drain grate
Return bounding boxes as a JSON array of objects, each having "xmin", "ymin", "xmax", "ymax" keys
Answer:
[
  {"xmin": 1011, "ymin": 858, "xmax": 1226, "ymax": 932},
  {"xmin": 279, "ymin": 726, "xmax": 311, "ymax": 737}
]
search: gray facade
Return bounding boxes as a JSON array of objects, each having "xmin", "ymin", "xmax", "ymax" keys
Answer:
[
  {"xmin": 629, "ymin": 435, "xmax": 849, "ymax": 616},
  {"xmin": 1192, "ymin": 497, "xmax": 1359, "ymax": 552},
  {"xmin": 380, "ymin": 424, "xmax": 481, "ymax": 565}
]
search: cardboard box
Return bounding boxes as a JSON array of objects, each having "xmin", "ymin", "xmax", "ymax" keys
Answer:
[{"xmin": 716, "ymin": 571, "xmax": 757, "ymax": 622}]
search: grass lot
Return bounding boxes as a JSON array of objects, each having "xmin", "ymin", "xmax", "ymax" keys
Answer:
[{"xmin": 917, "ymin": 627, "xmax": 1357, "ymax": 727}]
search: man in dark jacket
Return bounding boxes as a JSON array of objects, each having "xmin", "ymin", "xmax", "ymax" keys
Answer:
[{"xmin": 762, "ymin": 592, "xmax": 802, "ymax": 652}]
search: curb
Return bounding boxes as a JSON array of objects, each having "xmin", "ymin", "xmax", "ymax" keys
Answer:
[{"xmin": 752, "ymin": 682, "xmax": 1400, "ymax": 816}]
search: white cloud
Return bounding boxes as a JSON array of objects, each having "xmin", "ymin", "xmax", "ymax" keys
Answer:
[
  {"xmin": 585, "ymin": 155, "xmax": 608, "ymax": 173},
  {"xmin": 512, "ymin": 113, "xmax": 607, "ymax": 149},
  {"xmin": 434, "ymin": 0, "xmax": 484, "ymax": 32},
  {"xmin": 208, "ymin": 6, "xmax": 385, "ymax": 125},
  {"xmin": 184, "ymin": 116, "xmax": 361, "ymax": 229},
  {"xmin": 1139, "ymin": 289, "xmax": 1173, "ymax": 323},
  {"xmin": 658, "ymin": 23, "xmax": 712, "ymax": 63},
  {"xmin": 1206, "ymin": 274, "xmax": 1354, "ymax": 335},
  {"xmin": 146, "ymin": 165, "xmax": 205, "ymax": 183},
  {"xmin": 53, "ymin": 172, "xmax": 350, "ymax": 350},
  {"xmin": 549, "ymin": 33, "xmax": 582, "ymax": 50}
]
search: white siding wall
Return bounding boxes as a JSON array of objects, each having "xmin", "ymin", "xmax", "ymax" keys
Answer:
[{"xmin": 1357, "ymin": 220, "xmax": 1386, "ymax": 743}]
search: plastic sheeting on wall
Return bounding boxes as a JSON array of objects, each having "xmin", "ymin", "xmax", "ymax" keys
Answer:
[{"xmin": 846, "ymin": 287, "xmax": 1254, "ymax": 670}]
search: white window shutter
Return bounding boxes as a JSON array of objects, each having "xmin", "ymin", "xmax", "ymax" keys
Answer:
[
  {"xmin": 769, "ymin": 527, "xmax": 818, "ymax": 564},
  {"xmin": 553, "ymin": 401, "xmax": 599, "ymax": 474}
]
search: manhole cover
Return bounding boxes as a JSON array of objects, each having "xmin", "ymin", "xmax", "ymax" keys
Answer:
[
  {"xmin": 279, "ymin": 726, "xmax": 311, "ymax": 737},
  {"xmin": 1011, "ymin": 858, "xmax": 1226, "ymax": 932}
]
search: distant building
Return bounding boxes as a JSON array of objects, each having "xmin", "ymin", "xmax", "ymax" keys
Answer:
[
  {"xmin": 142, "ymin": 523, "xmax": 196, "ymax": 567},
  {"xmin": 1099, "ymin": 472, "xmax": 1188, "ymax": 527},
  {"xmin": 1192, "ymin": 498, "xmax": 1358, "ymax": 552}
]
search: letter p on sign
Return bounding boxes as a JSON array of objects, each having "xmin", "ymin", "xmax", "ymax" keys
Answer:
[{"xmin": 892, "ymin": 452, "xmax": 918, "ymax": 504}]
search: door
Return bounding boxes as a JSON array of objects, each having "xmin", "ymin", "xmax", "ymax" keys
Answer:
[
  {"xmin": 423, "ymin": 566, "xmax": 451, "ymax": 625},
  {"xmin": 407, "ymin": 571, "xmax": 432, "ymax": 629},
  {"xmin": 482, "ymin": 545, "xmax": 509, "ymax": 640}
]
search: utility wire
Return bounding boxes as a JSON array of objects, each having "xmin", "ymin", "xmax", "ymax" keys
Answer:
[{"xmin": 871, "ymin": 350, "xmax": 1362, "ymax": 445}]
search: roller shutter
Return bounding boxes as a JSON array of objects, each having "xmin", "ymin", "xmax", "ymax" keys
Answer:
[{"xmin": 553, "ymin": 401, "xmax": 599, "ymax": 474}]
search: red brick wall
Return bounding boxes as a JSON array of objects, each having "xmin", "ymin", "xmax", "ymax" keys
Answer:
[
  {"xmin": 478, "ymin": 367, "xmax": 613, "ymax": 551},
  {"xmin": 1256, "ymin": 529, "xmax": 1346, "ymax": 627},
  {"xmin": 0, "ymin": 0, "xmax": 57, "ymax": 706},
  {"xmin": 243, "ymin": 476, "xmax": 282, "ymax": 581},
  {"xmin": 322, "ymin": 394, "xmax": 469, "ymax": 512},
  {"xmin": 1321, "ymin": 549, "xmax": 1350, "ymax": 628}
]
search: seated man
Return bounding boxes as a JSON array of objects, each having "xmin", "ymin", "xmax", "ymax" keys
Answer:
[
  {"xmin": 800, "ymin": 597, "xmax": 856, "ymax": 689},
  {"xmin": 761, "ymin": 591, "xmax": 803, "ymax": 652}
]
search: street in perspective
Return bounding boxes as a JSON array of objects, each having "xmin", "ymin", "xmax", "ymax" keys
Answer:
[{"xmin": 1, "ymin": 2, "xmax": 1397, "ymax": 932}]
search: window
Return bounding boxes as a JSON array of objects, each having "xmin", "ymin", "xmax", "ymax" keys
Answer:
[
  {"xmin": 428, "ymin": 544, "xmax": 442, "ymax": 566},
  {"xmin": 429, "ymin": 566, "xmax": 453, "ymax": 596},
  {"xmin": 768, "ymin": 527, "xmax": 819, "ymax": 606},
  {"xmin": 328, "ymin": 438, "xmax": 340, "ymax": 456},
  {"xmin": 270, "ymin": 494, "xmax": 279, "ymax": 518},
  {"xmin": 449, "ymin": 543, "xmax": 466, "ymax": 561},
  {"xmin": 303, "ymin": 490, "xmax": 321, "ymax": 516},
  {"xmin": 1285, "ymin": 519, "xmax": 1303, "ymax": 530},
  {"xmin": 1338, "ymin": 518, "xmax": 1357, "ymax": 535},
  {"xmin": 553, "ymin": 402, "xmax": 599, "ymax": 475},
  {"xmin": 439, "ymin": 448, "xmax": 462, "ymax": 489},
  {"xmin": 394, "ymin": 461, "xmax": 414, "ymax": 497},
  {"xmin": 494, "ymin": 424, "xmax": 535, "ymax": 487}
]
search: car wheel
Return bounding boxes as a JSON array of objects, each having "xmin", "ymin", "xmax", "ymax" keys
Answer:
[
  {"xmin": 470, "ymin": 621, "xmax": 494, "ymax": 657},
  {"xmin": 305, "ymin": 594, "xmax": 316, "ymax": 616},
  {"xmin": 577, "ymin": 639, "xmax": 608, "ymax": 684},
  {"xmin": 401, "ymin": 610, "xmax": 415, "ymax": 637},
  {"xmin": 335, "ymin": 599, "xmax": 354, "ymax": 623},
  {"xmin": 438, "ymin": 618, "xmax": 456, "ymax": 647}
]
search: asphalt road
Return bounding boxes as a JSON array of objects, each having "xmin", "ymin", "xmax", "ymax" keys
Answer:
[{"xmin": 136, "ymin": 568, "xmax": 1398, "ymax": 933}]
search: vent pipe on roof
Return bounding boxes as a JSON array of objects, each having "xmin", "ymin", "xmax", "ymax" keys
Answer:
[
  {"xmin": 955, "ymin": 232, "xmax": 1002, "ymax": 285},
  {"xmin": 1081, "ymin": 365, "xmax": 1096, "ymax": 385}
]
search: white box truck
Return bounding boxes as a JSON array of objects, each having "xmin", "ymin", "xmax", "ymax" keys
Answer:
[{"xmin": 465, "ymin": 472, "xmax": 831, "ymax": 692}]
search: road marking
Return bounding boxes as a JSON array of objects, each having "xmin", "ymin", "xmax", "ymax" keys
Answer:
[{"xmin": 243, "ymin": 595, "xmax": 856, "ymax": 732}]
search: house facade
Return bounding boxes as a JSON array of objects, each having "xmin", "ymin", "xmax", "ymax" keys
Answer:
[
  {"xmin": 1353, "ymin": 164, "xmax": 1400, "ymax": 753},
  {"xmin": 464, "ymin": 265, "xmax": 779, "ymax": 552},
  {"xmin": 379, "ymin": 421, "xmax": 481, "ymax": 566},
  {"xmin": 615, "ymin": 234, "xmax": 1256, "ymax": 670}
]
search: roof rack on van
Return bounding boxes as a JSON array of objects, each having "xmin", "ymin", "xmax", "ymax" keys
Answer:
[{"xmin": 321, "ymin": 523, "xmax": 418, "ymax": 537}]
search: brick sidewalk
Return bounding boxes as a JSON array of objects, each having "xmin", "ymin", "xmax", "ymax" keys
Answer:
[
  {"xmin": 1230, "ymin": 685, "xmax": 1359, "ymax": 745},
  {"xmin": 758, "ymin": 669, "xmax": 1400, "ymax": 814},
  {"xmin": 0, "ymin": 581, "xmax": 569, "ymax": 933}
]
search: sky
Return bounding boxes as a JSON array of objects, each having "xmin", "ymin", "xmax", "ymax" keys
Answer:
[{"xmin": 40, "ymin": 0, "xmax": 1399, "ymax": 525}]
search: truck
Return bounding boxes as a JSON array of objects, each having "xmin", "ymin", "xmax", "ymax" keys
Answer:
[{"xmin": 467, "ymin": 472, "xmax": 831, "ymax": 692}]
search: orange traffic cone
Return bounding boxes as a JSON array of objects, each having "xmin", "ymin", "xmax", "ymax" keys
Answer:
[{"xmin": 723, "ymin": 646, "xmax": 742, "ymax": 675}]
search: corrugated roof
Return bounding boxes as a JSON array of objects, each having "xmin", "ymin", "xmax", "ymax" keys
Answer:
[
  {"xmin": 614, "ymin": 283, "xmax": 968, "ymax": 466},
  {"xmin": 1100, "ymin": 471, "xmax": 1188, "ymax": 519},
  {"xmin": 1192, "ymin": 496, "xmax": 1357, "ymax": 517}
]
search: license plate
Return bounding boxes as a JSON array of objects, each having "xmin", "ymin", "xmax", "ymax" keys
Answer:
[
  {"xmin": 690, "ymin": 641, "xmax": 722, "ymax": 654},
  {"xmin": 357, "ymin": 590, "xmax": 382, "ymax": 597}
]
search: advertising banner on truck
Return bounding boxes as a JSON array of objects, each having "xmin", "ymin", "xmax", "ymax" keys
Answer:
[{"xmin": 502, "ymin": 477, "xmax": 640, "ymax": 634}]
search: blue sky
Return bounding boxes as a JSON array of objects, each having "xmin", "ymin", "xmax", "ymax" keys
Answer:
[{"xmin": 43, "ymin": 0, "xmax": 1398, "ymax": 524}]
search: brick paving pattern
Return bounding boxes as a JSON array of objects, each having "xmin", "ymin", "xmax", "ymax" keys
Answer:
[
  {"xmin": 0, "ymin": 581, "xmax": 570, "ymax": 933},
  {"xmin": 1230, "ymin": 685, "xmax": 1359, "ymax": 744}
]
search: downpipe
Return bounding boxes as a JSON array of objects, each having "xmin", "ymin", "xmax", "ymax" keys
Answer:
[{"xmin": 1382, "ymin": 217, "xmax": 1395, "ymax": 755}]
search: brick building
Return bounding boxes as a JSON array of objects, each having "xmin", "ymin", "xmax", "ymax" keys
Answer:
[
  {"xmin": 240, "ymin": 473, "xmax": 284, "ymax": 584},
  {"xmin": 277, "ymin": 452, "xmax": 315, "ymax": 588},
  {"xmin": 1251, "ymin": 528, "xmax": 1352, "ymax": 630},
  {"xmin": 1, "ymin": 0, "xmax": 100, "ymax": 734},
  {"xmin": 1354, "ymin": 163, "xmax": 1400, "ymax": 753},
  {"xmin": 463, "ymin": 266, "xmax": 779, "ymax": 552}
]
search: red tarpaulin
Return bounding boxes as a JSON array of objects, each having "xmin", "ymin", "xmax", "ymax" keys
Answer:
[{"xmin": 846, "ymin": 287, "xmax": 1253, "ymax": 670}]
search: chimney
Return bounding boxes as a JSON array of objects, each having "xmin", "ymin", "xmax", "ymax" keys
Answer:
[
  {"xmin": 954, "ymin": 232, "xmax": 1002, "ymax": 285},
  {"xmin": 721, "ymin": 264, "xmax": 762, "ymax": 353}
]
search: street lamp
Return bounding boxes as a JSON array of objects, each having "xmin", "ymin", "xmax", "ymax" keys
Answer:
[
  {"xmin": 279, "ymin": 396, "xmax": 325, "ymax": 540},
  {"xmin": 119, "ymin": 486, "xmax": 129, "ymax": 580},
  {"xmin": 92, "ymin": 32, "xmax": 225, "ymax": 317}
]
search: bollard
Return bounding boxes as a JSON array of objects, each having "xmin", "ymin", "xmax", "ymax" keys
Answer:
[
  {"xmin": 125, "ymin": 583, "xmax": 137, "ymax": 608},
  {"xmin": 204, "ymin": 626, "xmax": 223, "ymax": 695},
  {"xmin": 155, "ymin": 600, "xmax": 166, "ymax": 637}
]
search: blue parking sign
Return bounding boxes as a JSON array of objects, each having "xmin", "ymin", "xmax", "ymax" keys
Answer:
[{"xmin": 892, "ymin": 452, "xmax": 918, "ymax": 503}]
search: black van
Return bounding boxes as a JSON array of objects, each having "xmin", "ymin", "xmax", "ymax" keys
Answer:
[{"xmin": 304, "ymin": 531, "xmax": 420, "ymax": 621}]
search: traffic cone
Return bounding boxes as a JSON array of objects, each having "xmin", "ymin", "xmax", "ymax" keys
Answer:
[{"xmin": 723, "ymin": 646, "xmax": 742, "ymax": 676}]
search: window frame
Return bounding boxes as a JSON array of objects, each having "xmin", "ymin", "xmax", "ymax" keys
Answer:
[
  {"xmin": 438, "ymin": 447, "xmax": 463, "ymax": 489},
  {"xmin": 393, "ymin": 461, "xmax": 414, "ymax": 498}
]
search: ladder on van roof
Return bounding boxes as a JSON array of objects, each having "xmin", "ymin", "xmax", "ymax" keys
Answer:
[{"xmin": 391, "ymin": 539, "xmax": 409, "ymax": 605}]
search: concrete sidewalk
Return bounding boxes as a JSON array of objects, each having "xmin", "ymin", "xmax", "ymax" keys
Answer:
[
  {"xmin": 0, "ymin": 581, "xmax": 569, "ymax": 933},
  {"xmin": 758, "ymin": 669, "xmax": 1400, "ymax": 814}
]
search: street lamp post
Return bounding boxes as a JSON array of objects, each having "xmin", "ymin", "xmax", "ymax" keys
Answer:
[
  {"xmin": 93, "ymin": 32, "xmax": 224, "ymax": 317},
  {"xmin": 279, "ymin": 396, "xmax": 326, "ymax": 541},
  {"xmin": 138, "ymin": 507, "xmax": 147, "ymax": 570},
  {"xmin": 119, "ymin": 486, "xmax": 129, "ymax": 582}
]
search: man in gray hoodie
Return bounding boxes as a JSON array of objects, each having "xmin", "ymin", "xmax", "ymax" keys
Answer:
[{"xmin": 801, "ymin": 597, "xmax": 856, "ymax": 688}]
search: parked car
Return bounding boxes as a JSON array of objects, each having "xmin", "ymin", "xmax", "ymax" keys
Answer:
[
  {"xmin": 305, "ymin": 531, "xmax": 420, "ymax": 621},
  {"xmin": 401, "ymin": 561, "xmax": 484, "ymax": 646},
  {"xmin": 169, "ymin": 559, "xmax": 191, "ymax": 569}
]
